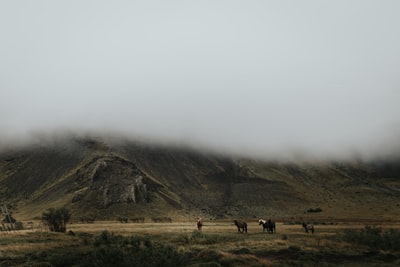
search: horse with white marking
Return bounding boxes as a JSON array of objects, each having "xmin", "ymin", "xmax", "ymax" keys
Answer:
[
  {"xmin": 258, "ymin": 219, "xmax": 276, "ymax": 234},
  {"xmin": 302, "ymin": 223, "xmax": 314, "ymax": 234}
]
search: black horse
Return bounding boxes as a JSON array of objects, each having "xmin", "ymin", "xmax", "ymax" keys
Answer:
[
  {"xmin": 234, "ymin": 220, "xmax": 247, "ymax": 233},
  {"xmin": 258, "ymin": 219, "xmax": 276, "ymax": 234},
  {"xmin": 302, "ymin": 223, "xmax": 314, "ymax": 234}
]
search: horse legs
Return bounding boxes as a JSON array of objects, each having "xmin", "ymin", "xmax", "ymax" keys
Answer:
[
  {"xmin": 238, "ymin": 226, "xmax": 246, "ymax": 233},
  {"xmin": 267, "ymin": 226, "xmax": 272, "ymax": 234}
]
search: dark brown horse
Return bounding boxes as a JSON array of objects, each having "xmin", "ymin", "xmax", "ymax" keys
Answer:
[
  {"xmin": 302, "ymin": 223, "xmax": 314, "ymax": 234},
  {"xmin": 197, "ymin": 218, "xmax": 203, "ymax": 231},
  {"xmin": 234, "ymin": 220, "xmax": 247, "ymax": 233},
  {"xmin": 259, "ymin": 219, "xmax": 276, "ymax": 234}
]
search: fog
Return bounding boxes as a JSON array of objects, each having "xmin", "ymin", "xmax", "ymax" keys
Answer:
[{"xmin": 1, "ymin": 1, "xmax": 400, "ymax": 160}]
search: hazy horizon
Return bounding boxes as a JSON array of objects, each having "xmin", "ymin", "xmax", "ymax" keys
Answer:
[{"xmin": 1, "ymin": 1, "xmax": 400, "ymax": 160}]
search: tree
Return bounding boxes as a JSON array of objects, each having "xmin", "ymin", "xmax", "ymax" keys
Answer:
[{"xmin": 42, "ymin": 207, "xmax": 71, "ymax": 232}]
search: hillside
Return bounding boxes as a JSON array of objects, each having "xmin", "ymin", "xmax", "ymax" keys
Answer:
[{"xmin": 1, "ymin": 137, "xmax": 400, "ymax": 222}]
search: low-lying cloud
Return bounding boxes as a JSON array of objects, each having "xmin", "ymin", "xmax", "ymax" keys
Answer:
[{"xmin": 1, "ymin": 1, "xmax": 400, "ymax": 161}]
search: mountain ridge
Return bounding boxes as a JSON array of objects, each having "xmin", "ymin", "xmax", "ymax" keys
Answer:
[{"xmin": 1, "ymin": 137, "xmax": 400, "ymax": 222}]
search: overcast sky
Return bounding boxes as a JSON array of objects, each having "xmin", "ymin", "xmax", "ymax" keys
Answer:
[{"xmin": 1, "ymin": 1, "xmax": 399, "ymax": 160}]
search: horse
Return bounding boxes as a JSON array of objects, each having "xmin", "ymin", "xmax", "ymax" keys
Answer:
[
  {"xmin": 197, "ymin": 218, "xmax": 203, "ymax": 231},
  {"xmin": 234, "ymin": 220, "xmax": 247, "ymax": 233},
  {"xmin": 302, "ymin": 223, "xmax": 314, "ymax": 234},
  {"xmin": 258, "ymin": 219, "xmax": 276, "ymax": 234}
]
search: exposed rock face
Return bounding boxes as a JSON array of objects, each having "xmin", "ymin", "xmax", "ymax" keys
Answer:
[{"xmin": 70, "ymin": 154, "xmax": 155, "ymax": 208}]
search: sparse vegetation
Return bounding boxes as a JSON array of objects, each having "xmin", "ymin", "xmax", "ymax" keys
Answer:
[
  {"xmin": 342, "ymin": 225, "xmax": 400, "ymax": 251},
  {"xmin": 1, "ymin": 222, "xmax": 400, "ymax": 266},
  {"xmin": 84, "ymin": 230, "xmax": 183, "ymax": 267},
  {"xmin": 176, "ymin": 230, "xmax": 232, "ymax": 245}
]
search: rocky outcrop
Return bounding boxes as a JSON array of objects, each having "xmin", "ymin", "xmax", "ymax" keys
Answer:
[{"xmin": 70, "ymin": 154, "xmax": 156, "ymax": 208}]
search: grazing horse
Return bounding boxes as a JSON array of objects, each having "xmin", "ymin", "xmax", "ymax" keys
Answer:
[
  {"xmin": 234, "ymin": 220, "xmax": 247, "ymax": 233},
  {"xmin": 302, "ymin": 223, "xmax": 314, "ymax": 234},
  {"xmin": 258, "ymin": 219, "xmax": 276, "ymax": 234},
  {"xmin": 197, "ymin": 218, "xmax": 203, "ymax": 231}
]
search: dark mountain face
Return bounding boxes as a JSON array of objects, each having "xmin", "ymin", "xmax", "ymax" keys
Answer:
[{"xmin": 1, "ymin": 137, "xmax": 400, "ymax": 221}]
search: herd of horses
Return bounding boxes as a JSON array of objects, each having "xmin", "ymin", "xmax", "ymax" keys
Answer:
[
  {"xmin": 198, "ymin": 218, "xmax": 314, "ymax": 234},
  {"xmin": 232, "ymin": 219, "xmax": 277, "ymax": 234}
]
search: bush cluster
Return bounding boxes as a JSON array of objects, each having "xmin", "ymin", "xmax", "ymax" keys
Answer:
[
  {"xmin": 343, "ymin": 225, "xmax": 400, "ymax": 251},
  {"xmin": 81, "ymin": 230, "xmax": 184, "ymax": 267},
  {"xmin": 42, "ymin": 207, "xmax": 71, "ymax": 232},
  {"xmin": 307, "ymin": 207, "xmax": 322, "ymax": 213},
  {"xmin": 177, "ymin": 231, "xmax": 235, "ymax": 246}
]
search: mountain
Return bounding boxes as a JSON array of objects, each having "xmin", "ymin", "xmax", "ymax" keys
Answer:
[{"xmin": 1, "ymin": 137, "xmax": 400, "ymax": 222}]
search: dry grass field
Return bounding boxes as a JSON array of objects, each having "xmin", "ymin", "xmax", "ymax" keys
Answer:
[{"xmin": 1, "ymin": 220, "xmax": 400, "ymax": 266}]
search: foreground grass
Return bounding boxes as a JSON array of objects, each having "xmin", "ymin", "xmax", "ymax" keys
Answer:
[{"xmin": 1, "ymin": 222, "xmax": 400, "ymax": 266}]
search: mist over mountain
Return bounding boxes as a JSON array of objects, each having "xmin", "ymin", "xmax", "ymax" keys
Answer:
[
  {"xmin": 1, "ymin": 1, "xmax": 400, "ymax": 162},
  {"xmin": 1, "ymin": 2, "xmax": 400, "ymax": 222},
  {"xmin": 1, "ymin": 129, "xmax": 400, "ymax": 163}
]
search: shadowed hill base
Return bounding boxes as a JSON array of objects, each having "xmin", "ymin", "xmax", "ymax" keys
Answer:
[{"xmin": 1, "ymin": 137, "xmax": 400, "ymax": 222}]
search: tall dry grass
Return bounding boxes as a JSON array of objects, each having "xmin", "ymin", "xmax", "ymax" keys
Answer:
[{"xmin": 1, "ymin": 221, "xmax": 400, "ymax": 266}]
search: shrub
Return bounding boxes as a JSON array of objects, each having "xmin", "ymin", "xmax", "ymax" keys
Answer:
[
  {"xmin": 177, "ymin": 231, "xmax": 226, "ymax": 245},
  {"xmin": 49, "ymin": 252, "xmax": 82, "ymax": 267},
  {"xmin": 307, "ymin": 208, "xmax": 322, "ymax": 213},
  {"xmin": 94, "ymin": 230, "xmax": 124, "ymax": 246},
  {"xmin": 83, "ymin": 231, "xmax": 184, "ymax": 267},
  {"xmin": 42, "ymin": 207, "xmax": 71, "ymax": 232},
  {"xmin": 14, "ymin": 221, "xmax": 24, "ymax": 230},
  {"xmin": 2, "ymin": 214, "xmax": 17, "ymax": 223},
  {"xmin": 383, "ymin": 229, "xmax": 400, "ymax": 250},
  {"xmin": 342, "ymin": 225, "xmax": 400, "ymax": 251}
]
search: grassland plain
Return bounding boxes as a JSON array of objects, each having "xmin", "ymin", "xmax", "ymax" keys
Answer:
[{"xmin": 1, "ymin": 220, "xmax": 400, "ymax": 266}]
